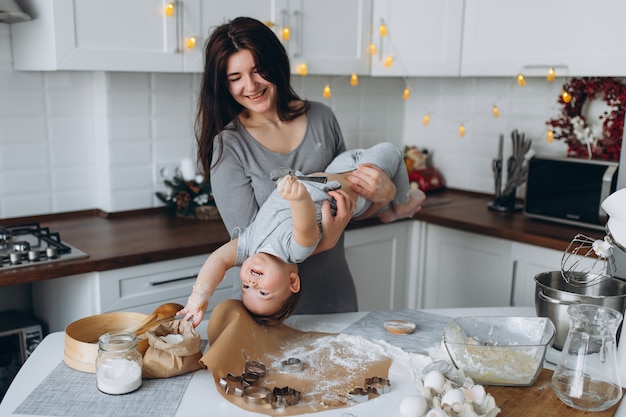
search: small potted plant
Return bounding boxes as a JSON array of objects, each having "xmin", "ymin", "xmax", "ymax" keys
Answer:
[{"xmin": 155, "ymin": 159, "xmax": 219, "ymax": 220}]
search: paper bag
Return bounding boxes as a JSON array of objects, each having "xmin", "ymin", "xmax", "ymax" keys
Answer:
[{"xmin": 142, "ymin": 319, "xmax": 203, "ymax": 378}]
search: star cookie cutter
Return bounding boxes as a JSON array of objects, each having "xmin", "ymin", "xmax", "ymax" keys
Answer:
[
  {"xmin": 218, "ymin": 373, "xmax": 250, "ymax": 397},
  {"xmin": 281, "ymin": 357, "xmax": 305, "ymax": 373},
  {"xmin": 271, "ymin": 386, "xmax": 301, "ymax": 409},
  {"xmin": 365, "ymin": 376, "xmax": 391, "ymax": 395},
  {"xmin": 244, "ymin": 386, "xmax": 272, "ymax": 405}
]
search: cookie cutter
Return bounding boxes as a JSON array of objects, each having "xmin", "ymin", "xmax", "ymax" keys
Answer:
[
  {"xmin": 244, "ymin": 386, "xmax": 272, "ymax": 405},
  {"xmin": 365, "ymin": 376, "xmax": 391, "ymax": 395},
  {"xmin": 244, "ymin": 360, "xmax": 267, "ymax": 378},
  {"xmin": 281, "ymin": 357, "xmax": 305, "ymax": 373},
  {"xmin": 271, "ymin": 386, "xmax": 301, "ymax": 409},
  {"xmin": 347, "ymin": 387, "xmax": 369, "ymax": 403},
  {"xmin": 219, "ymin": 373, "xmax": 250, "ymax": 397}
]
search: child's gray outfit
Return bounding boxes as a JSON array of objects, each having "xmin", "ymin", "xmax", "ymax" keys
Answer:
[{"xmin": 233, "ymin": 142, "xmax": 409, "ymax": 265}]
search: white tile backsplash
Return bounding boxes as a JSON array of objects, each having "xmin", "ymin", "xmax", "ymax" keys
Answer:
[{"xmin": 0, "ymin": 24, "xmax": 605, "ymax": 218}]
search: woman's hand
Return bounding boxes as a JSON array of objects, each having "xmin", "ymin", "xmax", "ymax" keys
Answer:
[
  {"xmin": 348, "ymin": 163, "xmax": 396, "ymax": 204},
  {"xmin": 314, "ymin": 189, "xmax": 355, "ymax": 254}
]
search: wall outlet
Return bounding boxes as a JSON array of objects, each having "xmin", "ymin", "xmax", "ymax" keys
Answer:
[{"xmin": 155, "ymin": 162, "xmax": 179, "ymax": 183}]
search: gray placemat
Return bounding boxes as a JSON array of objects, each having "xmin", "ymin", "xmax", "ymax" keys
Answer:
[{"xmin": 341, "ymin": 309, "xmax": 453, "ymax": 355}]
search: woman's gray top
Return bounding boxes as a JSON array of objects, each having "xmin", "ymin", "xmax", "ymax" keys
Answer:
[{"xmin": 210, "ymin": 101, "xmax": 358, "ymax": 314}]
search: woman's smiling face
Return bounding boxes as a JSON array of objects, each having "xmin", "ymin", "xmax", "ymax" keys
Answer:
[{"xmin": 226, "ymin": 49, "xmax": 277, "ymax": 116}]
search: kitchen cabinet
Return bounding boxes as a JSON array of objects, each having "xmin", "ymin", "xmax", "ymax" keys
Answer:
[
  {"xmin": 11, "ymin": 0, "xmax": 185, "ymax": 72},
  {"xmin": 344, "ymin": 221, "xmax": 414, "ymax": 311},
  {"xmin": 370, "ymin": 0, "xmax": 464, "ymax": 76},
  {"xmin": 421, "ymin": 224, "xmax": 514, "ymax": 309},
  {"xmin": 510, "ymin": 242, "xmax": 567, "ymax": 308},
  {"xmin": 461, "ymin": 0, "xmax": 626, "ymax": 77},
  {"xmin": 32, "ymin": 254, "xmax": 232, "ymax": 332},
  {"xmin": 11, "ymin": 0, "xmax": 371, "ymax": 75}
]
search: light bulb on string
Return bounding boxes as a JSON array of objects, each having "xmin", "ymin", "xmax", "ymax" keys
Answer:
[
  {"xmin": 402, "ymin": 87, "xmax": 410, "ymax": 101},
  {"xmin": 422, "ymin": 114, "xmax": 430, "ymax": 127},
  {"xmin": 458, "ymin": 124, "xmax": 466, "ymax": 137},
  {"xmin": 546, "ymin": 130, "xmax": 554, "ymax": 143},
  {"xmin": 369, "ymin": 43, "xmax": 377, "ymax": 56},
  {"xmin": 350, "ymin": 73, "xmax": 359, "ymax": 86},
  {"xmin": 186, "ymin": 36, "xmax": 197, "ymax": 49},
  {"xmin": 379, "ymin": 21, "xmax": 388, "ymax": 37},
  {"xmin": 561, "ymin": 90, "xmax": 572, "ymax": 104},
  {"xmin": 298, "ymin": 63, "xmax": 308, "ymax": 76},
  {"xmin": 323, "ymin": 84, "xmax": 331, "ymax": 99},
  {"xmin": 384, "ymin": 56, "xmax": 394, "ymax": 68},
  {"xmin": 283, "ymin": 27, "xmax": 291, "ymax": 41},
  {"xmin": 547, "ymin": 67, "xmax": 556, "ymax": 82},
  {"xmin": 516, "ymin": 73, "xmax": 526, "ymax": 87},
  {"xmin": 492, "ymin": 105, "xmax": 500, "ymax": 118},
  {"xmin": 165, "ymin": 3, "xmax": 174, "ymax": 17}
]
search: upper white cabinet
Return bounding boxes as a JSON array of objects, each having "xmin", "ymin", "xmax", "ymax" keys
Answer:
[
  {"xmin": 461, "ymin": 0, "xmax": 626, "ymax": 77},
  {"xmin": 11, "ymin": 0, "xmax": 185, "ymax": 72},
  {"xmin": 277, "ymin": 0, "xmax": 372, "ymax": 75},
  {"xmin": 370, "ymin": 0, "xmax": 464, "ymax": 76}
]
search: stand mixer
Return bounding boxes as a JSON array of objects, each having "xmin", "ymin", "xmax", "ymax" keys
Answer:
[{"xmin": 561, "ymin": 188, "xmax": 626, "ymax": 285}]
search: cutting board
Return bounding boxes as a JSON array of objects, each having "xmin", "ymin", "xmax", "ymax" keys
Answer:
[{"xmin": 486, "ymin": 369, "xmax": 622, "ymax": 417}]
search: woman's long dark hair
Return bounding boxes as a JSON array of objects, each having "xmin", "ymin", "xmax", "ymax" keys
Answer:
[{"xmin": 195, "ymin": 16, "xmax": 308, "ymax": 179}]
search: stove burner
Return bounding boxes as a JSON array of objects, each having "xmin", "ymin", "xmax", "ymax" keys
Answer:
[{"xmin": 0, "ymin": 223, "xmax": 88, "ymax": 269}]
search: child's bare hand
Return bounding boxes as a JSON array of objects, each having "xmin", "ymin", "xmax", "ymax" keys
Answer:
[
  {"xmin": 278, "ymin": 176, "xmax": 308, "ymax": 202},
  {"xmin": 178, "ymin": 293, "xmax": 209, "ymax": 327}
]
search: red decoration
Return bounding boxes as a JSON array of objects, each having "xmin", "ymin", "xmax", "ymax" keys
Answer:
[{"xmin": 546, "ymin": 77, "xmax": 625, "ymax": 162}]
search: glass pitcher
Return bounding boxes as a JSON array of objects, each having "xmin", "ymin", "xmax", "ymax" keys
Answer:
[{"xmin": 551, "ymin": 303, "xmax": 623, "ymax": 412}]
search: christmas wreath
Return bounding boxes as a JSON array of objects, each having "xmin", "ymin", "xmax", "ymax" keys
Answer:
[{"xmin": 546, "ymin": 77, "xmax": 625, "ymax": 161}]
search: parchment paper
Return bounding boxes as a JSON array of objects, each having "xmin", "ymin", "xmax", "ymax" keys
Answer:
[{"xmin": 200, "ymin": 300, "xmax": 391, "ymax": 415}]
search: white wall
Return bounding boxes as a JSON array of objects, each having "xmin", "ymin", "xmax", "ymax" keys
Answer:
[{"xmin": 0, "ymin": 23, "xmax": 574, "ymax": 219}]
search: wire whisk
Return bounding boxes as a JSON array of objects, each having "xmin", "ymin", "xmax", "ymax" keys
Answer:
[{"xmin": 561, "ymin": 234, "xmax": 616, "ymax": 285}]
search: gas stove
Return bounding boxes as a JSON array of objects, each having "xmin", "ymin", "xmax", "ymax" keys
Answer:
[{"xmin": 0, "ymin": 223, "xmax": 88, "ymax": 270}]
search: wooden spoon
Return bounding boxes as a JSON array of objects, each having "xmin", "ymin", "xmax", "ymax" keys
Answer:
[{"xmin": 123, "ymin": 302, "xmax": 184, "ymax": 334}]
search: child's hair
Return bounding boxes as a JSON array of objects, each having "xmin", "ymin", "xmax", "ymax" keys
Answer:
[{"xmin": 249, "ymin": 291, "xmax": 301, "ymax": 326}]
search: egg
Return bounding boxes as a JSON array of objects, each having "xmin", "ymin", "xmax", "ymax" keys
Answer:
[
  {"xmin": 441, "ymin": 388, "xmax": 465, "ymax": 413},
  {"xmin": 423, "ymin": 370, "xmax": 445, "ymax": 394},
  {"xmin": 425, "ymin": 409, "xmax": 447, "ymax": 417},
  {"xmin": 463, "ymin": 384, "xmax": 487, "ymax": 404},
  {"xmin": 399, "ymin": 394, "xmax": 428, "ymax": 417}
]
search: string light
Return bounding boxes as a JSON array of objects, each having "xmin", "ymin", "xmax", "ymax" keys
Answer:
[
  {"xmin": 561, "ymin": 90, "xmax": 572, "ymax": 103},
  {"xmin": 323, "ymin": 84, "xmax": 331, "ymax": 99},
  {"xmin": 402, "ymin": 87, "xmax": 410, "ymax": 101},
  {"xmin": 547, "ymin": 67, "xmax": 556, "ymax": 82},
  {"xmin": 369, "ymin": 43, "xmax": 377, "ymax": 56},
  {"xmin": 350, "ymin": 73, "xmax": 359, "ymax": 86},
  {"xmin": 422, "ymin": 114, "xmax": 430, "ymax": 127},
  {"xmin": 379, "ymin": 21, "xmax": 388, "ymax": 37},
  {"xmin": 283, "ymin": 27, "xmax": 291, "ymax": 41},
  {"xmin": 186, "ymin": 36, "xmax": 196, "ymax": 49},
  {"xmin": 165, "ymin": 2, "xmax": 174, "ymax": 17},
  {"xmin": 458, "ymin": 124, "xmax": 466, "ymax": 137},
  {"xmin": 384, "ymin": 56, "xmax": 394, "ymax": 68},
  {"xmin": 298, "ymin": 63, "xmax": 308, "ymax": 76},
  {"xmin": 516, "ymin": 73, "xmax": 526, "ymax": 87},
  {"xmin": 546, "ymin": 130, "xmax": 554, "ymax": 143},
  {"xmin": 492, "ymin": 105, "xmax": 500, "ymax": 118}
]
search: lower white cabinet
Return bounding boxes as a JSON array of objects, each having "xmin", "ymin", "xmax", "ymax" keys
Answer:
[
  {"xmin": 510, "ymin": 242, "xmax": 564, "ymax": 308},
  {"xmin": 421, "ymin": 224, "xmax": 513, "ymax": 309},
  {"xmin": 345, "ymin": 221, "xmax": 418, "ymax": 311},
  {"xmin": 32, "ymin": 254, "xmax": 232, "ymax": 332}
]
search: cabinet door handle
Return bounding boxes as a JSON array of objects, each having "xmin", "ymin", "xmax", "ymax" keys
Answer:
[
  {"xmin": 509, "ymin": 260, "xmax": 518, "ymax": 307},
  {"xmin": 149, "ymin": 275, "xmax": 196, "ymax": 286}
]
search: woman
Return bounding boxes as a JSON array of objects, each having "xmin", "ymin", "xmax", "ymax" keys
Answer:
[{"xmin": 195, "ymin": 16, "xmax": 410, "ymax": 314}]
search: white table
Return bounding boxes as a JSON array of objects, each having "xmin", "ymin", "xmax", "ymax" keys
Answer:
[{"xmin": 2, "ymin": 307, "xmax": 624, "ymax": 417}]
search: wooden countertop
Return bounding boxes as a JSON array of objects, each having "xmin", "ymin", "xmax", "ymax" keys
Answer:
[{"xmin": 0, "ymin": 189, "xmax": 603, "ymax": 288}]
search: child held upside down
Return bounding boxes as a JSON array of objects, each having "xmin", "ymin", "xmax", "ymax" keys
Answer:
[{"xmin": 178, "ymin": 142, "xmax": 426, "ymax": 326}]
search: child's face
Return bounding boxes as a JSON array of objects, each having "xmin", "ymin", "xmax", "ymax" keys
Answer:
[{"xmin": 240, "ymin": 252, "xmax": 300, "ymax": 316}]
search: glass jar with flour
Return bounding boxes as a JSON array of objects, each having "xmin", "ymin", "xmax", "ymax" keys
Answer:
[{"xmin": 96, "ymin": 331, "xmax": 142, "ymax": 395}]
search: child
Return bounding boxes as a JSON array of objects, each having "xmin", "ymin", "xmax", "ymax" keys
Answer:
[{"xmin": 178, "ymin": 142, "xmax": 425, "ymax": 326}]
